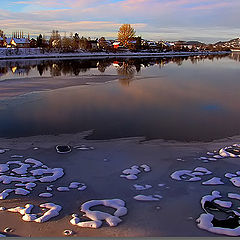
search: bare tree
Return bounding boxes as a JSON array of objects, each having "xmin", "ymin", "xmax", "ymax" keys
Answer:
[{"xmin": 118, "ymin": 24, "xmax": 136, "ymax": 47}]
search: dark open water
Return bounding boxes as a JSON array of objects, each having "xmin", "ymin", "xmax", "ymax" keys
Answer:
[{"xmin": 0, "ymin": 53, "xmax": 240, "ymax": 142}]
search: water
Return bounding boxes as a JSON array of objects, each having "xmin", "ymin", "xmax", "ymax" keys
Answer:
[{"xmin": 0, "ymin": 53, "xmax": 240, "ymax": 142}]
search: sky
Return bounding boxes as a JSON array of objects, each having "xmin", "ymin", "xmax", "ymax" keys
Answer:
[{"xmin": 0, "ymin": 0, "xmax": 239, "ymax": 43}]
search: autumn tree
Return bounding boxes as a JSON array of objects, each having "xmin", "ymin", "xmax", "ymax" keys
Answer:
[
  {"xmin": 72, "ymin": 33, "xmax": 80, "ymax": 50},
  {"xmin": 118, "ymin": 24, "xmax": 136, "ymax": 47},
  {"xmin": 62, "ymin": 33, "xmax": 73, "ymax": 52},
  {"xmin": 49, "ymin": 30, "xmax": 61, "ymax": 49}
]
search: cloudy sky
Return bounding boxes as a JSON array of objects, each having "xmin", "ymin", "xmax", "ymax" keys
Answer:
[{"xmin": 0, "ymin": 0, "xmax": 239, "ymax": 43}]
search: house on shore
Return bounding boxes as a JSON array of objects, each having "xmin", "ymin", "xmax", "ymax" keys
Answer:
[
  {"xmin": 0, "ymin": 37, "xmax": 4, "ymax": 47},
  {"xmin": 5, "ymin": 37, "xmax": 30, "ymax": 48}
]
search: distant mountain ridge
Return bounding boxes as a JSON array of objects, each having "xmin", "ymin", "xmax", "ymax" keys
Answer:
[{"xmin": 214, "ymin": 38, "xmax": 240, "ymax": 49}]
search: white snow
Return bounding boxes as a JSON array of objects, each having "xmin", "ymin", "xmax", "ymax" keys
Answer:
[
  {"xmin": 25, "ymin": 183, "xmax": 37, "ymax": 190},
  {"xmin": 171, "ymin": 167, "xmax": 212, "ymax": 182},
  {"xmin": 193, "ymin": 167, "xmax": 212, "ymax": 175},
  {"xmin": 170, "ymin": 170, "xmax": 194, "ymax": 181},
  {"xmin": 12, "ymin": 163, "xmax": 31, "ymax": 175},
  {"xmin": 0, "ymin": 150, "xmax": 5, "ymax": 154},
  {"xmin": 121, "ymin": 164, "xmax": 151, "ymax": 180},
  {"xmin": 200, "ymin": 190, "xmax": 221, "ymax": 211},
  {"xmin": 69, "ymin": 182, "xmax": 81, "ymax": 189},
  {"xmin": 11, "ymin": 155, "xmax": 23, "ymax": 158},
  {"xmin": 140, "ymin": 164, "xmax": 151, "ymax": 172},
  {"xmin": 0, "ymin": 164, "xmax": 9, "ymax": 173},
  {"xmin": 219, "ymin": 145, "xmax": 240, "ymax": 158},
  {"xmin": 39, "ymin": 193, "xmax": 53, "ymax": 198},
  {"xmin": 8, "ymin": 203, "xmax": 62, "ymax": 223},
  {"xmin": 46, "ymin": 186, "xmax": 53, "ymax": 191},
  {"xmin": 0, "ymin": 189, "xmax": 14, "ymax": 199},
  {"xmin": 213, "ymin": 200, "xmax": 232, "ymax": 208},
  {"xmin": 31, "ymin": 167, "xmax": 64, "ymax": 182},
  {"xmin": 133, "ymin": 184, "xmax": 152, "ymax": 191},
  {"xmin": 35, "ymin": 203, "xmax": 62, "ymax": 223},
  {"xmin": 225, "ymin": 173, "xmax": 237, "ymax": 178},
  {"xmin": 230, "ymin": 177, "xmax": 240, "ymax": 187},
  {"xmin": 57, "ymin": 186, "xmax": 70, "ymax": 192},
  {"xmin": 15, "ymin": 188, "xmax": 30, "ymax": 195},
  {"xmin": 228, "ymin": 193, "xmax": 240, "ymax": 201},
  {"xmin": 78, "ymin": 185, "xmax": 87, "ymax": 191},
  {"xmin": 202, "ymin": 177, "xmax": 224, "ymax": 185},
  {"xmin": 197, "ymin": 213, "xmax": 240, "ymax": 236},
  {"xmin": 25, "ymin": 158, "xmax": 43, "ymax": 168},
  {"xmin": 70, "ymin": 199, "xmax": 127, "ymax": 228},
  {"xmin": 133, "ymin": 194, "xmax": 162, "ymax": 201}
]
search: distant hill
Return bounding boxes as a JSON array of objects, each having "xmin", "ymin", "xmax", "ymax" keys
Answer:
[
  {"xmin": 214, "ymin": 38, "xmax": 240, "ymax": 48},
  {"xmin": 185, "ymin": 41, "xmax": 206, "ymax": 46}
]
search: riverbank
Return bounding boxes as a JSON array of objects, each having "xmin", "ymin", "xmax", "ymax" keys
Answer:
[
  {"xmin": 0, "ymin": 48, "xmax": 230, "ymax": 61},
  {"xmin": 0, "ymin": 131, "xmax": 240, "ymax": 237}
]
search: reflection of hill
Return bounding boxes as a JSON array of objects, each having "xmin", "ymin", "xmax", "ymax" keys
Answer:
[{"xmin": 229, "ymin": 53, "xmax": 240, "ymax": 62}]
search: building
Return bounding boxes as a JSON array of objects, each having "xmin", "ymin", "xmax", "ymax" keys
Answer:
[
  {"xmin": 0, "ymin": 37, "xmax": 4, "ymax": 47},
  {"xmin": 5, "ymin": 37, "xmax": 30, "ymax": 48},
  {"xmin": 113, "ymin": 42, "xmax": 120, "ymax": 49},
  {"xmin": 3, "ymin": 31, "xmax": 30, "ymax": 48},
  {"xmin": 89, "ymin": 40, "xmax": 98, "ymax": 50}
]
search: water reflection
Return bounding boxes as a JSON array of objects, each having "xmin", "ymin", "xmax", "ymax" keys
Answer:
[
  {"xmin": 0, "ymin": 54, "xmax": 235, "ymax": 83},
  {"xmin": 0, "ymin": 53, "xmax": 240, "ymax": 141}
]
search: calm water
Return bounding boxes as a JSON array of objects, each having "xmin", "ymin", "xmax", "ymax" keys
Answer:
[{"xmin": 0, "ymin": 53, "xmax": 240, "ymax": 142}]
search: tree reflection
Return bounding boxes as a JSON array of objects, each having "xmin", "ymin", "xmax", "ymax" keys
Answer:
[
  {"xmin": 0, "ymin": 53, "xmax": 235, "ymax": 81},
  {"xmin": 116, "ymin": 61, "xmax": 136, "ymax": 86}
]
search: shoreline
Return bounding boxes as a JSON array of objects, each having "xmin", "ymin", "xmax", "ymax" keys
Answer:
[{"xmin": 0, "ymin": 50, "xmax": 230, "ymax": 61}]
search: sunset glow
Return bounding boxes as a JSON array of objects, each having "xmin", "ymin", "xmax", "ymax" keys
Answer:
[{"xmin": 1, "ymin": 0, "xmax": 239, "ymax": 42}]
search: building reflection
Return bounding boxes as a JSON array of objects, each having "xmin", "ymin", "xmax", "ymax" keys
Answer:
[{"xmin": 0, "ymin": 53, "xmax": 234, "ymax": 82}]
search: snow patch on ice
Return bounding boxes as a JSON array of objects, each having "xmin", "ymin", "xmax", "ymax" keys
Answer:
[
  {"xmin": 202, "ymin": 177, "xmax": 224, "ymax": 185},
  {"xmin": 70, "ymin": 199, "xmax": 127, "ymax": 228},
  {"xmin": 133, "ymin": 184, "xmax": 152, "ymax": 191},
  {"xmin": 133, "ymin": 194, "xmax": 162, "ymax": 201}
]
